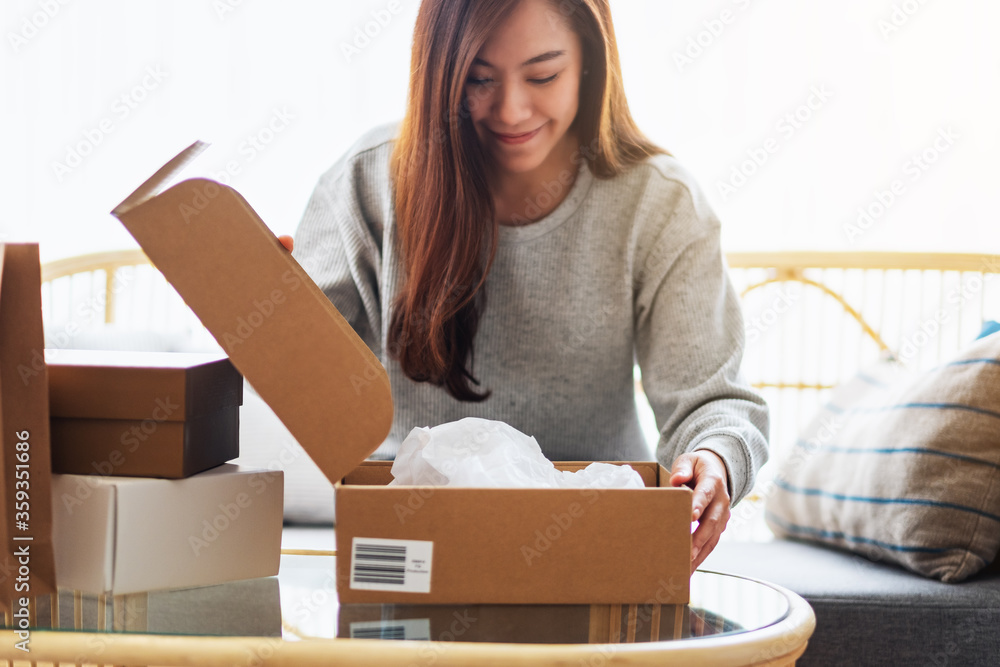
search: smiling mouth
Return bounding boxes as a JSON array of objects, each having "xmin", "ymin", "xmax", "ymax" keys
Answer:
[{"xmin": 491, "ymin": 126, "xmax": 542, "ymax": 145}]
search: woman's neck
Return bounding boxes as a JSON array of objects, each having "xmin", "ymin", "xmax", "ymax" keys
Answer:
[{"xmin": 491, "ymin": 134, "xmax": 581, "ymax": 226}]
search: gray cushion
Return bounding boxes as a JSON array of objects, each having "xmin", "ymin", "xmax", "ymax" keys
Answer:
[
  {"xmin": 703, "ymin": 538, "xmax": 1000, "ymax": 666},
  {"xmin": 765, "ymin": 333, "xmax": 1000, "ymax": 583}
]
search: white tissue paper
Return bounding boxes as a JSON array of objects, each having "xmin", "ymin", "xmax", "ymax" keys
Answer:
[{"xmin": 388, "ymin": 417, "xmax": 645, "ymax": 489}]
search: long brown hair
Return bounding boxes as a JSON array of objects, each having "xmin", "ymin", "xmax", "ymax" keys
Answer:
[{"xmin": 389, "ymin": 0, "xmax": 665, "ymax": 401}]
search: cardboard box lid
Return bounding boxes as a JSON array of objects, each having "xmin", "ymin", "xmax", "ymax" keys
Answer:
[
  {"xmin": 46, "ymin": 349, "xmax": 242, "ymax": 420},
  {"xmin": 110, "ymin": 142, "xmax": 392, "ymax": 485}
]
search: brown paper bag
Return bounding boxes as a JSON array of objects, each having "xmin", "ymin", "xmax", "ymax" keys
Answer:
[{"xmin": 0, "ymin": 243, "xmax": 57, "ymax": 616}]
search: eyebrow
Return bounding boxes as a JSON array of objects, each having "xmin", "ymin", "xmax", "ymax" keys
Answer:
[{"xmin": 472, "ymin": 50, "xmax": 567, "ymax": 69}]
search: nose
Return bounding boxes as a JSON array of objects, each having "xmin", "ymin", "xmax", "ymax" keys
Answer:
[{"xmin": 493, "ymin": 81, "xmax": 532, "ymax": 129}]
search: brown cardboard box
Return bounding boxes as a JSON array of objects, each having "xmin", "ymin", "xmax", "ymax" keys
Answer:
[
  {"xmin": 335, "ymin": 461, "xmax": 691, "ymax": 605},
  {"xmin": 0, "ymin": 243, "xmax": 57, "ymax": 614},
  {"xmin": 46, "ymin": 350, "xmax": 242, "ymax": 478},
  {"xmin": 50, "ymin": 408, "xmax": 238, "ymax": 478},
  {"xmin": 110, "ymin": 143, "xmax": 692, "ymax": 605}
]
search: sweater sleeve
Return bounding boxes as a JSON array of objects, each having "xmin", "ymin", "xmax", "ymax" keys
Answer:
[
  {"xmin": 291, "ymin": 152, "xmax": 386, "ymax": 357},
  {"xmin": 633, "ymin": 173, "xmax": 769, "ymax": 506}
]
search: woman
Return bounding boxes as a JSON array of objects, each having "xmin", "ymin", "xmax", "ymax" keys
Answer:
[{"xmin": 286, "ymin": 0, "xmax": 768, "ymax": 570}]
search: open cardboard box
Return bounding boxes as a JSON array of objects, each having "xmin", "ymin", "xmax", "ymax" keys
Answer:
[
  {"xmin": 111, "ymin": 142, "xmax": 693, "ymax": 605},
  {"xmin": 337, "ymin": 460, "xmax": 691, "ymax": 604}
]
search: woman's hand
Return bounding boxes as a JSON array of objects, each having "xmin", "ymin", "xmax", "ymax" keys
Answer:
[
  {"xmin": 278, "ymin": 235, "xmax": 294, "ymax": 252},
  {"xmin": 669, "ymin": 450, "xmax": 731, "ymax": 573}
]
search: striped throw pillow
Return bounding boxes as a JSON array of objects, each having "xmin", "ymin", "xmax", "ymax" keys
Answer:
[{"xmin": 765, "ymin": 333, "xmax": 1000, "ymax": 582}]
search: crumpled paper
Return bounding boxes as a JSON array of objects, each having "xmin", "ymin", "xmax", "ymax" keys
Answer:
[{"xmin": 388, "ymin": 417, "xmax": 645, "ymax": 489}]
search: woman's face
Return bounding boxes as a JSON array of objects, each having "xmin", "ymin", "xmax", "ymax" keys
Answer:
[{"xmin": 464, "ymin": 0, "xmax": 584, "ymax": 178}]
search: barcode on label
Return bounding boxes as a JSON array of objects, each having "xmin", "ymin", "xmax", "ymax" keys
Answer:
[
  {"xmin": 349, "ymin": 619, "xmax": 431, "ymax": 641},
  {"xmin": 350, "ymin": 537, "xmax": 433, "ymax": 593},
  {"xmin": 353, "ymin": 543, "xmax": 407, "ymax": 585}
]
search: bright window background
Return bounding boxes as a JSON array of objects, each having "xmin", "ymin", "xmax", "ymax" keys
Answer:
[{"xmin": 3, "ymin": 0, "xmax": 998, "ymax": 261}]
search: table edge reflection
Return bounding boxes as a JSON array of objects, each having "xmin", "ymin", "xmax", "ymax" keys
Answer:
[{"xmin": 0, "ymin": 568, "xmax": 815, "ymax": 667}]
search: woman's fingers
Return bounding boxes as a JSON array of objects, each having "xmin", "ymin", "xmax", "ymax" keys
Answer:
[
  {"xmin": 691, "ymin": 467, "xmax": 719, "ymax": 522},
  {"xmin": 691, "ymin": 493, "xmax": 730, "ymax": 569},
  {"xmin": 692, "ymin": 527, "xmax": 723, "ymax": 572},
  {"xmin": 278, "ymin": 235, "xmax": 294, "ymax": 252},
  {"xmin": 674, "ymin": 450, "xmax": 731, "ymax": 570}
]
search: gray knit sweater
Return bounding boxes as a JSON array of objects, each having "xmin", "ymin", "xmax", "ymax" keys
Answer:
[{"xmin": 293, "ymin": 123, "xmax": 769, "ymax": 504}]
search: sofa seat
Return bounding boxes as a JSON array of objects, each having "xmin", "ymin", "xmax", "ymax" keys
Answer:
[{"xmin": 702, "ymin": 539, "xmax": 1000, "ymax": 666}]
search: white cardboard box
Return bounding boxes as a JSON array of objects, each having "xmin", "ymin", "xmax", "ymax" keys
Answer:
[{"xmin": 51, "ymin": 464, "xmax": 282, "ymax": 594}]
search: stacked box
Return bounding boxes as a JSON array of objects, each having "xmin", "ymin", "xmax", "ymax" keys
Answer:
[
  {"xmin": 51, "ymin": 464, "xmax": 282, "ymax": 594},
  {"xmin": 47, "ymin": 349, "xmax": 242, "ymax": 478},
  {"xmin": 45, "ymin": 350, "xmax": 282, "ymax": 595}
]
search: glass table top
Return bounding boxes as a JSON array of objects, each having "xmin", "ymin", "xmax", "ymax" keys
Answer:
[{"xmin": 5, "ymin": 553, "xmax": 791, "ymax": 646}]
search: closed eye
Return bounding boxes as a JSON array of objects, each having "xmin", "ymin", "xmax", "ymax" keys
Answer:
[
  {"xmin": 529, "ymin": 73, "xmax": 559, "ymax": 85},
  {"xmin": 467, "ymin": 74, "xmax": 560, "ymax": 86}
]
